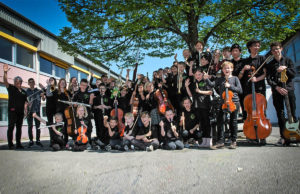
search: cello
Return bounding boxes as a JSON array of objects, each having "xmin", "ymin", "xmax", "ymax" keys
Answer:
[
  {"xmin": 110, "ymin": 97, "xmax": 125, "ymax": 137},
  {"xmin": 243, "ymin": 66, "xmax": 272, "ymax": 141},
  {"xmin": 64, "ymin": 90, "xmax": 77, "ymax": 136},
  {"xmin": 154, "ymin": 86, "xmax": 174, "ymax": 115}
]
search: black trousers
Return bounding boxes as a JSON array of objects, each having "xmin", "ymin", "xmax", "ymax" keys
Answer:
[
  {"xmin": 196, "ymin": 108, "xmax": 211, "ymax": 138},
  {"xmin": 7, "ymin": 111, "xmax": 24, "ymax": 146},
  {"xmin": 27, "ymin": 112, "xmax": 41, "ymax": 142},
  {"xmin": 94, "ymin": 113, "xmax": 109, "ymax": 145},
  {"xmin": 216, "ymin": 103, "xmax": 240, "ymax": 142},
  {"xmin": 272, "ymin": 89, "xmax": 297, "ymax": 138}
]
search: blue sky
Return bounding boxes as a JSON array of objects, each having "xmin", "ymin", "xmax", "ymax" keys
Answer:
[{"xmin": 1, "ymin": 0, "xmax": 183, "ymax": 79}]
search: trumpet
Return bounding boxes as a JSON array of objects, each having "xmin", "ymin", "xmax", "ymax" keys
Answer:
[{"xmin": 50, "ymin": 85, "xmax": 55, "ymax": 92}]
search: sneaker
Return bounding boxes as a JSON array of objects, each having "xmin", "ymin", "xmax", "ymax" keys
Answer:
[
  {"xmin": 65, "ymin": 143, "xmax": 71, "ymax": 150},
  {"xmin": 215, "ymin": 142, "xmax": 225, "ymax": 149},
  {"xmin": 8, "ymin": 144, "xmax": 15, "ymax": 150},
  {"xmin": 289, "ymin": 143, "xmax": 299, "ymax": 147},
  {"xmin": 95, "ymin": 139, "xmax": 105, "ymax": 146},
  {"xmin": 228, "ymin": 141, "xmax": 237, "ymax": 149},
  {"xmin": 260, "ymin": 139, "xmax": 266, "ymax": 146},
  {"xmin": 28, "ymin": 141, "xmax": 34, "ymax": 148},
  {"xmin": 184, "ymin": 143, "xmax": 190, "ymax": 148},
  {"xmin": 36, "ymin": 141, "xmax": 43, "ymax": 147},
  {"xmin": 115, "ymin": 145, "xmax": 121, "ymax": 150},
  {"xmin": 124, "ymin": 145, "xmax": 129, "ymax": 151},
  {"xmin": 16, "ymin": 144, "xmax": 24, "ymax": 149},
  {"xmin": 86, "ymin": 143, "xmax": 92, "ymax": 150},
  {"xmin": 130, "ymin": 145, "xmax": 135, "ymax": 150},
  {"xmin": 275, "ymin": 138, "xmax": 285, "ymax": 146},
  {"xmin": 105, "ymin": 145, "xmax": 112, "ymax": 151},
  {"xmin": 95, "ymin": 145, "xmax": 101, "ymax": 150},
  {"xmin": 146, "ymin": 145, "xmax": 154, "ymax": 152}
]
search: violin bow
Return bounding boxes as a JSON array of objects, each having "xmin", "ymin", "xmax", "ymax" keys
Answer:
[{"xmin": 247, "ymin": 55, "xmax": 274, "ymax": 82}]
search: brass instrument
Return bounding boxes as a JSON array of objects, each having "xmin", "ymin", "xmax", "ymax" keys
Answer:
[{"xmin": 50, "ymin": 85, "xmax": 55, "ymax": 92}]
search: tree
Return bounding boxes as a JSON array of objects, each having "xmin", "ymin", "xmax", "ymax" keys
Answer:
[{"xmin": 58, "ymin": 0, "xmax": 300, "ymax": 67}]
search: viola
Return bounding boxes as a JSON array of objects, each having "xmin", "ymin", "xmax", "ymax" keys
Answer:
[
  {"xmin": 222, "ymin": 78, "xmax": 236, "ymax": 113},
  {"xmin": 155, "ymin": 87, "xmax": 174, "ymax": 115},
  {"xmin": 76, "ymin": 123, "xmax": 88, "ymax": 144},
  {"xmin": 110, "ymin": 98, "xmax": 125, "ymax": 137},
  {"xmin": 243, "ymin": 66, "xmax": 272, "ymax": 140}
]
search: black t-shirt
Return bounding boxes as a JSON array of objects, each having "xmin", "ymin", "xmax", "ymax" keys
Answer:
[
  {"xmin": 110, "ymin": 126, "xmax": 121, "ymax": 140},
  {"xmin": 92, "ymin": 94, "xmax": 112, "ymax": 115},
  {"xmin": 231, "ymin": 58, "xmax": 244, "ymax": 77},
  {"xmin": 75, "ymin": 116, "xmax": 92, "ymax": 135},
  {"xmin": 160, "ymin": 117, "xmax": 180, "ymax": 141},
  {"xmin": 180, "ymin": 109, "xmax": 198, "ymax": 131},
  {"xmin": 189, "ymin": 79, "xmax": 212, "ymax": 109},
  {"xmin": 132, "ymin": 124, "xmax": 158, "ymax": 139},
  {"xmin": 239, "ymin": 55, "xmax": 266, "ymax": 95},
  {"xmin": 46, "ymin": 121, "xmax": 64, "ymax": 140},
  {"xmin": 56, "ymin": 90, "xmax": 71, "ymax": 113},
  {"xmin": 7, "ymin": 84, "xmax": 27, "ymax": 114}
]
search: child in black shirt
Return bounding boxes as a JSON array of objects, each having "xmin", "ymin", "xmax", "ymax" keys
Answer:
[
  {"xmin": 179, "ymin": 97, "xmax": 201, "ymax": 148},
  {"xmin": 104, "ymin": 116, "xmax": 123, "ymax": 151},
  {"xmin": 33, "ymin": 112, "xmax": 65, "ymax": 151},
  {"xmin": 159, "ymin": 108, "xmax": 184, "ymax": 150}
]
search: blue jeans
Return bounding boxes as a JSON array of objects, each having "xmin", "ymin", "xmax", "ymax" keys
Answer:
[{"xmin": 165, "ymin": 140, "xmax": 184, "ymax": 150}]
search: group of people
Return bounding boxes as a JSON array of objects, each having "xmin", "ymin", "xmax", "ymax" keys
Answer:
[{"xmin": 3, "ymin": 38, "xmax": 298, "ymax": 151}]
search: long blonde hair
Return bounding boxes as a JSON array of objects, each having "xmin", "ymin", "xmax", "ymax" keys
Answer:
[{"xmin": 76, "ymin": 105, "xmax": 88, "ymax": 118}]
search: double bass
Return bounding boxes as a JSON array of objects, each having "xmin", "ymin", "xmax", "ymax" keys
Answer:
[{"xmin": 243, "ymin": 66, "xmax": 272, "ymax": 141}]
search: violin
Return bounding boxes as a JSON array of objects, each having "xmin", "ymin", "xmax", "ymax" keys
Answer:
[
  {"xmin": 222, "ymin": 77, "xmax": 236, "ymax": 113},
  {"xmin": 154, "ymin": 87, "xmax": 174, "ymax": 115},
  {"xmin": 76, "ymin": 122, "xmax": 88, "ymax": 144},
  {"xmin": 64, "ymin": 89, "xmax": 76, "ymax": 136},
  {"xmin": 110, "ymin": 98, "xmax": 125, "ymax": 137},
  {"xmin": 243, "ymin": 66, "xmax": 272, "ymax": 140}
]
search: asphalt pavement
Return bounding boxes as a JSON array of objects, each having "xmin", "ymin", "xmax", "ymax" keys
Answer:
[{"xmin": 0, "ymin": 125, "xmax": 299, "ymax": 194}]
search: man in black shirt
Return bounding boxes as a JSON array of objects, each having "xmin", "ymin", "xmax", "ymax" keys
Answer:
[
  {"xmin": 266, "ymin": 42, "xmax": 297, "ymax": 146},
  {"xmin": 238, "ymin": 39, "xmax": 267, "ymax": 122},
  {"xmin": 3, "ymin": 63, "xmax": 28, "ymax": 149}
]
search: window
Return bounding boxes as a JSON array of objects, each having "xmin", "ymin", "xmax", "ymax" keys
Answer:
[
  {"xmin": 14, "ymin": 31, "xmax": 36, "ymax": 46},
  {"xmin": 16, "ymin": 45, "xmax": 34, "ymax": 68},
  {"xmin": 40, "ymin": 57, "xmax": 53, "ymax": 75},
  {"xmin": 75, "ymin": 60, "xmax": 88, "ymax": 70},
  {"xmin": 0, "ymin": 37, "xmax": 13, "ymax": 62},
  {"xmin": 0, "ymin": 99, "xmax": 8, "ymax": 122},
  {"xmin": 79, "ymin": 71, "xmax": 88, "ymax": 80},
  {"xmin": 294, "ymin": 37, "xmax": 300, "ymax": 63},
  {"xmin": 55, "ymin": 65, "xmax": 66, "ymax": 78},
  {"xmin": 69, "ymin": 67, "xmax": 79, "ymax": 80}
]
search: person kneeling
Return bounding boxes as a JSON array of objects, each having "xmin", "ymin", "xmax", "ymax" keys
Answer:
[
  {"xmin": 131, "ymin": 111, "xmax": 159, "ymax": 152},
  {"xmin": 160, "ymin": 108, "xmax": 184, "ymax": 150},
  {"xmin": 73, "ymin": 105, "xmax": 92, "ymax": 151},
  {"xmin": 33, "ymin": 113, "xmax": 65, "ymax": 151},
  {"xmin": 104, "ymin": 116, "xmax": 123, "ymax": 151}
]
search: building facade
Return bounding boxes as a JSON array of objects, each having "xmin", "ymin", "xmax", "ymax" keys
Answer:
[{"xmin": 0, "ymin": 3, "xmax": 122, "ymax": 140}]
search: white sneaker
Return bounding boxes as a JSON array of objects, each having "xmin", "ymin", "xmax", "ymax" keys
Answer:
[
  {"xmin": 146, "ymin": 145, "xmax": 154, "ymax": 152},
  {"xmin": 130, "ymin": 145, "xmax": 135, "ymax": 150},
  {"xmin": 199, "ymin": 138, "xmax": 206, "ymax": 148},
  {"xmin": 275, "ymin": 138, "xmax": 285, "ymax": 146},
  {"xmin": 124, "ymin": 145, "xmax": 129, "ymax": 151}
]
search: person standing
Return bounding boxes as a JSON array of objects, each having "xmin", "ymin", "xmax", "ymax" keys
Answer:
[
  {"xmin": 26, "ymin": 78, "xmax": 45, "ymax": 147},
  {"xmin": 2, "ymin": 63, "xmax": 28, "ymax": 149},
  {"xmin": 266, "ymin": 41, "xmax": 297, "ymax": 146}
]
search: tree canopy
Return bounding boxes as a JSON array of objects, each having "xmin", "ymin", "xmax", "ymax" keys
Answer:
[{"xmin": 58, "ymin": 0, "xmax": 300, "ymax": 67}]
